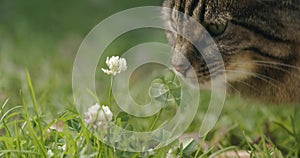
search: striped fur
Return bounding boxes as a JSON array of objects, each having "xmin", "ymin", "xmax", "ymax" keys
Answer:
[{"xmin": 163, "ymin": 0, "xmax": 300, "ymax": 104}]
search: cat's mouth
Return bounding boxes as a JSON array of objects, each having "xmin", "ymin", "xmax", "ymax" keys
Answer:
[
  {"xmin": 173, "ymin": 65, "xmax": 213, "ymax": 89},
  {"xmin": 171, "ymin": 48, "xmax": 226, "ymax": 89}
]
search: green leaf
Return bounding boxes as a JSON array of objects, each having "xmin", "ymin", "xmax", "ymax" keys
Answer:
[
  {"xmin": 149, "ymin": 79, "xmax": 168, "ymax": 100},
  {"xmin": 273, "ymin": 121, "xmax": 294, "ymax": 136},
  {"xmin": 181, "ymin": 138, "xmax": 198, "ymax": 155},
  {"xmin": 67, "ymin": 119, "xmax": 81, "ymax": 132},
  {"xmin": 116, "ymin": 112, "xmax": 130, "ymax": 122}
]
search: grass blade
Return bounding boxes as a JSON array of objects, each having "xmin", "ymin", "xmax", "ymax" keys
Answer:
[
  {"xmin": 25, "ymin": 69, "xmax": 45, "ymax": 143},
  {"xmin": 20, "ymin": 90, "xmax": 47, "ymax": 157},
  {"xmin": 208, "ymin": 146, "xmax": 237, "ymax": 158}
]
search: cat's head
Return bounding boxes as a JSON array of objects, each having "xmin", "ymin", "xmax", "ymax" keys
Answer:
[{"xmin": 163, "ymin": 0, "xmax": 300, "ymax": 89}]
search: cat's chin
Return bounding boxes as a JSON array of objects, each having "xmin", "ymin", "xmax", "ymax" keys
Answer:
[
  {"xmin": 173, "ymin": 69, "xmax": 212, "ymax": 90},
  {"xmin": 181, "ymin": 75, "xmax": 226, "ymax": 90},
  {"xmin": 179, "ymin": 76, "xmax": 212, "ymax": 90},
  {"xmin": 183, "ymin": 77, "xmax": 201, "ymax": 89},
  {"xmin": 191, "ymin": 79, "xmax": 212, "ymax": 90},
  {"xmin": 199, "ymin": 82, "xmax": 212, "ymax": 90}
]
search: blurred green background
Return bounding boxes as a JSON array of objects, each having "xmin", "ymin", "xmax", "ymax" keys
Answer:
[{"xmin": 0, "ymin": 0, "xmax": 163, "ymax": 110}]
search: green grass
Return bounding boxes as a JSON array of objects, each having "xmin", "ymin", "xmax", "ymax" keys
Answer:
[
  {"xmin": 1, "ymin": 68, "xmax": 299, "ymax": 157},
  {"xmin": 1, "ymin": 0, "xmax": 300, "ymax": 157}
]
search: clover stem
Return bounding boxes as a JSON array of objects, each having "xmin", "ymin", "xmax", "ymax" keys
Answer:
[
  {"xmin": 149, "ymin": 109, "xmax": 163, "ymax": 131},
  {"xmin": 108, "ymin": 76, "xmax": 113, "ymax": 106}
]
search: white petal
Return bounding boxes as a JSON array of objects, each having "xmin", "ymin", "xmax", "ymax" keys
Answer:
[{"xmin": 47, "ymin": 150, "xmax": 54, "ymax": 158}]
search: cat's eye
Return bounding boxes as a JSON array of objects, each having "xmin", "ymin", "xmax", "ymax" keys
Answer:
[{"xmin": 206, "ymin": 22, "xmax": 227, "ymax": 36}]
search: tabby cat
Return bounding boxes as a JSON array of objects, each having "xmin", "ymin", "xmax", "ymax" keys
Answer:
[{"xmin": 163, "ymin": 0, "xmax": 300, "ymax": 104}]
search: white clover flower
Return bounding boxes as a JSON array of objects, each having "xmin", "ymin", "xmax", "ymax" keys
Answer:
[
  {"xmin": 84, "ymin": 103, "xmax": 113, "ymax": 129},
  {"xmin": 101, "ymin": 56, "xmax": 127, "ymax": 76},
  {"xmin": 47, "ymin": 149, "xmax": 54, "ymax": 158},
  {"xmin": 148, "ymin": 148, "xmax": 155, "ymax": 156},
  {"xmin": 62, "ymin": 144, "xmax": 66, "ymax": 151},
  {"xmin": 49, "ymin": 120, "xmax": 64, "ymax": 132},
  {"xmin": 166, "ymin": 148, "xmax": 176, "ymax": 158},
  {"xmin": 58, "ymin": 144, "xmax": 66, "ymax": 151}
]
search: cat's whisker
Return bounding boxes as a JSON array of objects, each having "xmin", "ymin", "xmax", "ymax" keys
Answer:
[
  {"xmin": 197, "ymin": 63, "xmax": 225, "ymax": 72},
  {"xmin": 223, "ymin": 60, "xmax": 300, "ymax": 71},
  {"xmin": 218, "ymin": 69, "xmax": 282, "ymax": 90},
  {"xmin": 224, "ymin": 69, "xmax": 281, "ymax": 84},
  {"xmin": 200, "ymin": 61, "xmax": 300, "ymax": 75},
  {"xmin": 228, "ymin": 60, "xmax": 300, "ymax": 79},
  {"xmin": 252, "ymin": 60, "xmax": 300, "ymax": 71},
  {"xmin": 252, "ymin": 63, "xmax": 300, "ymax": 79},
  {"xmin": 225, "ymin": 82, "xmax": 241, "ymax": 96},
  {"xmin": 230, "ymin": 80, "xmax": 260, "ymax": 93},
  {"xmin": 230, "ymin": 61, "xmax": 292, "ymax": 74}
]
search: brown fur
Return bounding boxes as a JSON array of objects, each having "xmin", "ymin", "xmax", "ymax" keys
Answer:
[{"xmin": 163, "ymin": 0, "xmax": 300, "ymax": 104}]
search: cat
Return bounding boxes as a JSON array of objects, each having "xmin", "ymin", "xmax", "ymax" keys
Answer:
[{"xmin": 162, "ymin": 0, "xmax": 300, "ymax": 104}]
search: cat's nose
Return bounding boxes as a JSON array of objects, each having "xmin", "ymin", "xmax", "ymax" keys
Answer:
[
  {"xmin": 171, "ymin": 53, "xmax": 191, "ymax": 75},
  {"xmin": 172, "ymin": 63, "xmax": 190, "ymax": 75}
]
